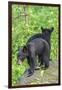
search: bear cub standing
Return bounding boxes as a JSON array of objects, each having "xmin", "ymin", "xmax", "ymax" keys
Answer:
[{"xmin": 17, "ymin": 27, "xmax": 54, "ymax": 77}]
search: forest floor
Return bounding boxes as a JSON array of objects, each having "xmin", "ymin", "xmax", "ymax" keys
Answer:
[{"xmin": 16, "ymin": 60, "xmax": 59, "ymax": 86}]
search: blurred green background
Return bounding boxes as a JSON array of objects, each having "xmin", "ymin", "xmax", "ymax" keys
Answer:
[{"xmin": 12, "ymin": 4, "xmax": 59, "ymax": 86}]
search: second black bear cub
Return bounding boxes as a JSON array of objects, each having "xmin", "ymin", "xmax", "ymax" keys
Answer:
[{"xmin": 27, "ymin": 27, "xmax": 54, "ymax": 46}]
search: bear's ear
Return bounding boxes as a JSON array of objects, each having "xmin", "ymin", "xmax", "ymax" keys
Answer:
[
  {"xmin": 50, "ymin": 27, "xmax": 54, "ymax": 33},
  {"xmin": 23, "ymin": 45, "xmax": 27, "ymax": 52},
  {"xmin": 41, "ymin": 27, "xmax": 44, "ymax": 32}
]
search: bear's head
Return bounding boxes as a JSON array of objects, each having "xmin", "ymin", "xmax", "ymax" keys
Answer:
[
  {"xmin": 41, "ymin": 27, "xmax": 54, "ymax": 35},
  {"xmin": 41, "ymin": 27, "xmax": 54, "ymax": 42},
  {"xmin": 17, "ymin": 46, "xmax": 28, "ymax": 65}
]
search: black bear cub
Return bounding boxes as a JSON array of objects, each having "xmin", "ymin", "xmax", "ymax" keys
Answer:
[{"xmin": 17, "ymin": 27, "xmax": 54, "ymax": 77}]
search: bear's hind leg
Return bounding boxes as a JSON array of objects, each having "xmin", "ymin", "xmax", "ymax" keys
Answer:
[{"xmin": 41, "ymin": 51, "xmax": 49, "ymax": 69}]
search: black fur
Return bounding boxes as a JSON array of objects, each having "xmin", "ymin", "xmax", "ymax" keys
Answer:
[
  {"xmin": 17, "ymin": 27, "xmax": 54, "ymax": 77},
  {"xmin": 17, "ymin": 38, "xmax": 49, "ymax": 77}
]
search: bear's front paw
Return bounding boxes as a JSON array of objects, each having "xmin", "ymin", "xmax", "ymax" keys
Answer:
[{"xmin": 24, "ymin": 68, "xmax": 34, "ymax": 77}]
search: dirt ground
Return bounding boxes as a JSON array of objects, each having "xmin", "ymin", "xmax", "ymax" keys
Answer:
[{"xmin": 16, "ymin": 60, "xmax": 59, "ymax": 86}]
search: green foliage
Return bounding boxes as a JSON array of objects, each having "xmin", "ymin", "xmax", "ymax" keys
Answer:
[{"xmin": 12, "ymin": 5, "xmax": 59, "ymax": 85}]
